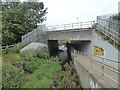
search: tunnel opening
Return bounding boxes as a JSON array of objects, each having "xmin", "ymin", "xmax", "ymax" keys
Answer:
[
  {"xmin": 70, "ymin": 40, "xmax": 91, "ymax": 53},
  {"xmin": 48, "ymin": 40, "xmax": 73, "ymax": 71}
]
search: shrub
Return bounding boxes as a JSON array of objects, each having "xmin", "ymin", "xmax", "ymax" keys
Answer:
[
  {"xmin": 35, "ymin": 47, "xmax": 49, "ymax": 59},
  {"xmin": 2, "ymin": 63, "xmax": 28, "ymax": 88},
  {"xmin": 3, "ymin": 52, "xmax": 23, "ymax": 63},
  {"xmin": 23, "ymin": 59, "xmax": 62, "ymax": 88},
  {"xmin": 23, "ymin": 60, "xmax": 44, "ymax": 73}
]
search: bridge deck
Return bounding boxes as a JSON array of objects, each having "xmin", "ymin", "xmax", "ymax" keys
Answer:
[{"xmin": 74, "ymin": 53, "xmax": 119, "ymax": 88}]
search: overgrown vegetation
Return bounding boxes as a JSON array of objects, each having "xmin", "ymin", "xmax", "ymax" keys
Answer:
[
  {"xmin": 2, "ymin": 46, "xmax": 81, "ymax": 88},
  {"xmin": 2, "ymin": 47, "xmax": 62, "ymax": 88},
  {"xmin": 51, "ymin": 63, "xmax": 81, "ymax": 88}
]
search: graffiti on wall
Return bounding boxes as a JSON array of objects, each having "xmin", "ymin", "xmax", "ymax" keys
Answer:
[{"xmin": 94, "ymin": 46, "xmax": 104, "ymax": 56}]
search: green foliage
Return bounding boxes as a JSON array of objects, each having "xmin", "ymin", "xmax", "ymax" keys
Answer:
[
  {"xmin": 23, "ymin": 60, "xmax": 44, "ymax": 73},
  {"xmin": 3, "ymin": 52, "xmax": 23, "ymax": 63},
  {"xmin": 112, "ymin": 13, "xmax": 120, "ymax": 20},
  {"xmin": 35, "ymin": 47, "xmax": 49, "ymax": 59},
  {"xmin": 2, "ymin": 63, "xmax": 28, "ymax": 88},
  {"xmin": 23, "ymin": 59, "xmax": 62, "ymax": 88},
  {"xmin": 2, "ymin": 1, "xmax": 21, "ymax": 11},
  {"xmin": 21, "ymin": 47, "xmax": 49, "ymax": 61},
  {"xmin": 59, "ymin": 40, "xmax": 70, "ymax": 45},
  {"xmin": 2, "ymin": 46, "xmax": 81, "ymax": 88},
  {"xmin": 2, "ymin": 1, "xmax": 48, "ymax": 45},
  {"xmin": 2, "ymin": 47, "xmax": 62, "ymax": 88}
]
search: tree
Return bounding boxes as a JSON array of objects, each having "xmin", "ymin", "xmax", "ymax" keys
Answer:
[
  {"xmin": 2, "ymin": 1, "xmax": 48, "ymax": 45},
  {"xmin": 20, "ymin": 2, "xmax": 48, "ymax": 28},
  {"xmin": 111, "ymin": 13, "xmax": 120, "ymax": 20},
  {"xmin": 2, "ymin": 1, "xmax": 20, "ymax": 11}
]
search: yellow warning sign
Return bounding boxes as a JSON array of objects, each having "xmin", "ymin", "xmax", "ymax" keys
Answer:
[{"xmin": 94, "ymin": 46, "xmax": 104, "ymax": 56}]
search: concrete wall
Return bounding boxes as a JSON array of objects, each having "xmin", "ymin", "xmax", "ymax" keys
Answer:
[
  {"xmin": 47, "ymin": 29, "xmax": 92, "ymax": 41},
  {"xmin": 36, "ymin": 33, "xmax": 49, "ymax": 44},
  {"xmin": 74, "ymin": 58, "xmax": 103, "ymax": 88},
  {"xmin": 83, "ymin": 30, "xmax": 119, "ymax": 70}
]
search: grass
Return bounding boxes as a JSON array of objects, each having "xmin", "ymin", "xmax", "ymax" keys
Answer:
[
  {"xmin": 2, "ymin": 46, "xmax": 81, "ymax": 88},
  {"xmin": 23, "ymin": 59, "xmax": 62, "ymax": 88},
  {"xmin": 2, "ymin": 47, "xmax": 62, "ymax": 88}
]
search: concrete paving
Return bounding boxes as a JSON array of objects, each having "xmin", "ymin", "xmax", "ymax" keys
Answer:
[{"xmin": 20, "ymin": 42, "xmax": 47, "ymax": 52}]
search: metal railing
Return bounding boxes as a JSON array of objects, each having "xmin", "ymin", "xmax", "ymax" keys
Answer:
[
  {"xmin": 74, "ymin": 50, "xmax": 120, "ymax": 70},
  {"xmin": 47, "ymin": 21, "xmax": 95, "ymax": 31},
  {"xmin": 96, "ymin": 13, "xmax": 120, "ymax": 45},
  {"xmin": 21, "ymin": 24, "xmax": 46, "ymax": 46},
  {"xmin": 74, "ymin": 50, "xmax": 120, "ymax": 87}
]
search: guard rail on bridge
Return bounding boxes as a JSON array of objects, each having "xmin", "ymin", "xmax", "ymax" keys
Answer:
[
  {"xmin": 74, "ymin": 50, "xmax": 120, "ymax": 88},
  {"xmin": 47, "ymin": 21, "xmax": 95, "ymax": 31},
  {"xmin": 96, "ymin": 13, "xmax": 120, "ymax": 45}
]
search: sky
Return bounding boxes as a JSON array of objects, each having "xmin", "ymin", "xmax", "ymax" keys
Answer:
[{"xmin": 21, "ymin": 0, "xmax": 120, "ymax": 26}]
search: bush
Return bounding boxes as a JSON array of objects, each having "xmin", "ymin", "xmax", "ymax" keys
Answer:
[
  {"xmin": 35, "ymin": 47, "xmax": 49, "ymax": 59},
  {"xmin": 2, "ymin": 63, "xmax": 28, "ymax": 88},
  {"xmin": 23, "ymin": 59, "xmax": 62, "ymax": 88},
  {"xmin": 3, "ymin": 52, "xmax": 23, "ymax": 64},
  {"xmin": 23, "ymin": 60, "xmax": 44, "ymax": 73},
  {"xmin": 21, "ymin": 47, "xmax": 49, "ymax": 61}
]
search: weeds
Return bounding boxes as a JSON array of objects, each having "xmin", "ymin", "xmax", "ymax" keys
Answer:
[
  {"xmin": 2, "ymin": 47, "xmax": 62, "ymax": 88},
  {"xmin": 2, "ymin": 46, "xmax": 81, "ymax": 88}
]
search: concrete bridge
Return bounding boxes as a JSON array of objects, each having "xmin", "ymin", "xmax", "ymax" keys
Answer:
[
  {"xmin": 21, "ymin": 21, "xmax": 94, "ymax": 44},
  {"xmin": 21, "ymin": 14, "xmax": 120, "ymax": 88}
]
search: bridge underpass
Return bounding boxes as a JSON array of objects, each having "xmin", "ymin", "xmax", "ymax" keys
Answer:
[
  {"xmin": 20, "ymin": 17, "xmax": 120, "ymax": 88},
  {"xmin": 70, "ymin": 40, "xmax": 91, "ymax": 52}
]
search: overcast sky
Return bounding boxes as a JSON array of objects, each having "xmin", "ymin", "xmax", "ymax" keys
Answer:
[{"xmin": 21, "ymin": 0, "xmax": 120, "ymax": 26}]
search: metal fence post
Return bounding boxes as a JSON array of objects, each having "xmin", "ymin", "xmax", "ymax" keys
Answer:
[
  {"xmin": 102, "ymin": 58, "xmax": 104, "ymax": 76},
  {"xmin": 72, "ymin": 23, "xmax": 73, "ymax": 40},
  {"xmin": 81, "ymin": 22, "xmax": 82, "ymax": 29},
  {"xmin": 64, "ymin": 25, "xmax": 66, "ymax": 30},
  {"xmin": 91, "ymin": 60, "xmax": 92, "ymax": 68}
]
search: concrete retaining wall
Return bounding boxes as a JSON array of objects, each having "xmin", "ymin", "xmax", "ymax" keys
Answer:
[
  {"xmin": 81, "ymin": 30, "xmax": 119, "ymax": 70},
  {"xmin": 74, "ymin": 59, "xmax": 103, "ymax": 88}
]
